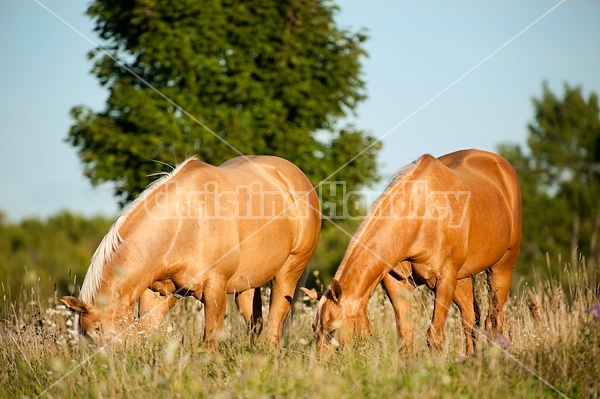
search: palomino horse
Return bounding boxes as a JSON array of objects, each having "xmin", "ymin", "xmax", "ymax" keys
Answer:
[
  {"xmin": 303, "ymin": 149, "xmax": 521, "ymax": 353},
  {"xmin": 62, "ymin": 155, "xmax": 321, "ymax": 345}
]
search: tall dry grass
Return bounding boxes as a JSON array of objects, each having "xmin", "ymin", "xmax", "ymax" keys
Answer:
[{"xmin": 1, "ymin": 261, "xmax": 598, "ymax": 399}]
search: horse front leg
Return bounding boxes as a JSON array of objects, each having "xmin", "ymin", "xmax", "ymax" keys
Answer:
[
  {"xmin": 452, "ymin": 278, "xmax": 477, "ymax": 354},
  {"xmin": 139, "ymin": 288, "xmax": 177, "ymax": 329},
  {"xmin": 427, "ymin": 272, "xmax": 458, "ymax": 351},
  {"xmin": 197, "ymin": 276, "xmax": 228, "ymax": 342},
  {"xmin": 381, "ymin": 273, "xmax": 415, "ymax": 353}
]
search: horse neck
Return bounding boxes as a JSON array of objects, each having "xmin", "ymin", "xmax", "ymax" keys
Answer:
[
  {"xmin": 95, "ymin": 252, "xmax": 149, "ymax": 314},
  {"xmin": 335, "ymin": 195, "xmax": 417, "ymax": 310},
  {"xmin": 91, "ymin": 212, "xmax": 166, "ymax": 314},
  {"xmin": 82, "ymin": 161, "xmax": 197, "ymax": 320}
]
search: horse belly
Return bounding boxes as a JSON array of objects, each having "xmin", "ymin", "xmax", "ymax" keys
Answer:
[
  {"xmin": 227, "ymin": 222, "xmax": 296, "ymax": 292},
  {"xmin": 457, "ymin": 229, "xmax": 512, "ymax": 278},
  {"xmin": 227, "ymin": 251, "xmax": 291, "ymax": 292}
]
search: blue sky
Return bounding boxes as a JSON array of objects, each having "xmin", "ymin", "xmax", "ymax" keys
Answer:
[{"xmin": 1, "ymin": 0, "xmax": 599, "ymax": 221}]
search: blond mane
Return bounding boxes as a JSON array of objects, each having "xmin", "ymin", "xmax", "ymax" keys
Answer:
[
  {"xmin": 339, "ymin": 155, "xmax": 426, "ymax": 271},
  {"xmin": 79, "ymin": 157, "xmax": 197, "ymax": 303}
]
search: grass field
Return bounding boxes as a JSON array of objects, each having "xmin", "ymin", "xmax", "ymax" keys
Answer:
[{"xmin": 1, "ymin": 264, "xmax": 599, "ymax": 399}]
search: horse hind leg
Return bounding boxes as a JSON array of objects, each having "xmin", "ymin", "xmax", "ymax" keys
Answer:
[
  {"xmin": 282, "ymin": 266, "xmax": 310, "ymax": 335},
  {"xmin": 265, "ymin": 254, "xmax": 310, "ymax": 347},
  {"xmin": 485, "ymin": 249, "xmax": 519, "ymax": 335},
  {"xmin": 235, "ymin": 287, "xmax": 263, "ymax": 335}
]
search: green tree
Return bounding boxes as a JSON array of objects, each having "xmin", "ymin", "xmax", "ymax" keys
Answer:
[
  {"xmin": 499, "ymin": 83, "xmax": 600, "ymax": 277},
  {"xmin": 307, "ymin": 216, "xmax": 362, "ymax": 289},
  {"xmin": 0, "ymin": 211, "xmax": 113, "ymax": 301},
  {"xmin": 68, "ymin": 0, "xmax": 381, "ymax": 212}
]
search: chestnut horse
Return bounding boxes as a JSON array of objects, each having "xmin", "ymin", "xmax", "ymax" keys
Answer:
[
  {"xmin": 62, "ymin": 155, "xmax": 321, "ymax": 345},
  {"xmin": 304, "ymin": 149, "xmax": 521, "ymax": 352}
]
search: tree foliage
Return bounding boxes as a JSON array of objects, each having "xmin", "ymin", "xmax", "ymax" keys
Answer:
[
  {"xmin": 499, "ymin": 83, "xmax": 600, "ymax": 277},
  {"xmin": 68, "ymin": 0, "xmax": 381, "ymax": 211},
  {"xmin": 0, "ymin": 211, "xmax": 113, "ymax": 300},
  {"xmin": 306, "ymin": 217, "xmax": 362, "ymax": 288}
]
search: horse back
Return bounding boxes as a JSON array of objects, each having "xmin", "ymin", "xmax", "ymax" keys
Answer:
[
  {"xmin": 438, "ymin": 149, "xmax": 521, "ymax": 227},
  {"xmin": 432, "ymin": 149, "xmax": 522, "ymax": 266}
]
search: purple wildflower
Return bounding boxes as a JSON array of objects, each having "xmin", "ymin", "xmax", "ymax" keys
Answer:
[
  {"xmin": 585, "ymin": 303, "xmax": 600, "ymax": 320},
  {"xmin": 494, "ymin": 333, "xmax": 512, "ymax": 351}
]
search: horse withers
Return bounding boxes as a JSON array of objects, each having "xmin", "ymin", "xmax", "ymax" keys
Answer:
[
  {"xmin": 303, "ymin": 149, "xmax": 521, "ymax": 353},
  {"xmin": 62, "ymin": 155, "xmax": 321, "ymax": 346}
]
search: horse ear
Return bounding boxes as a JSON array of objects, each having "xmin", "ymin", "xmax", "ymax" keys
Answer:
[
  {"xmin": 61, "ymin": 296, "xmax": 90, "ymax": 315},
  {"xmin": 330, "ymin": 279, "xmax": 342, "ymax": 303},
  {"xmin": 300, "ymin": 287, "xmax": 322, "ymax": 301}
]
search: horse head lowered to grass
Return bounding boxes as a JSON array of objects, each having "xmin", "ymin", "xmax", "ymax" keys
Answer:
[
  {"xmin": 62, "ymin": 155, "xmax": 321, "ymax": 346},
  {"xmin": 303, "ymin": 149, "xmax": 521, "ymax": 353}
]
